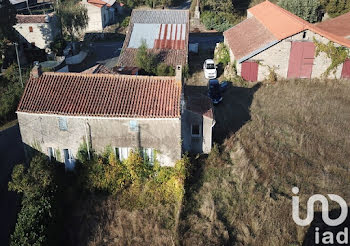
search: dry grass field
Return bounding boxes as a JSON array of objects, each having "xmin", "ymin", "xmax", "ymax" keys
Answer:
[{"xmin": 179, "ymin": 79, "xmax": 350, "ymax": 246}]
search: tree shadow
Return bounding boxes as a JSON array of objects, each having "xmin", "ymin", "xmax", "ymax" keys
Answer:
[{"xmin": 302, "ymin": 207, "xmax": 350, "ymax": 246}]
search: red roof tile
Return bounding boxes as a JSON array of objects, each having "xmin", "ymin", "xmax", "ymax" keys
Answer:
[
  {"xmin": 224, "ymin": 1, "xmax": 350, "ymax": 61},
  {"xmin": 17, "ymin": 73, "xmax": 182, "ymax": 118},
  {"xmin": 82, "ymin": 64, "xmax": 116, "ymax": 74},
  {"xmin": 87, "ymin": 0, "xmax": 111, "ymax": 8},
  {"xmin": 16, "ymin": 13, "xmax": 54, "ymax": 24},
  {"xmin": 316, "ymin": 12, "xmax": 350, "ymax": 39},
  {"xmin": 224, "ymin": 16, "xmax": 277, "ymax": 61}
]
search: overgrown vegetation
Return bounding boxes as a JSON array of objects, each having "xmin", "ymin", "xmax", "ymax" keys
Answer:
[
  {"xmin": 56, "ymin": 0, "xmax": 88, "ymax": 44},
  {"xmin": 214, "ymin": 42, "xmax": 230, "ymax": 67},
  {"xmin": 313, "ymin": 38, "xmax": 349, "ymax": 77},
  {"xmin": 124, "ymin": 0, "xmax": 184, "ymax": 8},
  {"xmin": 136, "ymin": 41, "xmax": 175, "ymax": 76},
  {"xmin": 324, "ymin": 0, "xmax": 350, "ymax": 17},
  {"xmin": 0, "ymin": 64, "xmax": 29, "ymax": 125},
  {"xmin": 9, "ymin": 142, "xmax": 190, "ymax": 245},
  {"xmin": 180, "ymin": 79, "xmax": 350, "ymax": 245},
  {"xmin": 278, "ymin": 0, "xmax": 321, "ymax": 23},
  {"xmin": 8, "ymin": 155, "xmax": 62, "ymax": 246}
]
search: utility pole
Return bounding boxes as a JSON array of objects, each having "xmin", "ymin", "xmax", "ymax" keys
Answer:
[{"xmin": 14, "ymin": 43, "xmax": 24, "ymax": 88}]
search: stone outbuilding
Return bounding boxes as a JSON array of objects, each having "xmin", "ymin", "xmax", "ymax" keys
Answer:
[
  {"xmin": 223, "ymin": 1, "xmax": 350, "ymax": 81},
  {"xmin": 14, "ymin": 13, "xmax": 60, "ymax": 50},
  {"xmin": 16, "ymin": 65, "xmax": 214, "ymax": 169}
]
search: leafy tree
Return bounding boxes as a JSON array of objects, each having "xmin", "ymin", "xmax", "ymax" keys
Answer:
[
  {"xmin": 201, "ymin": 11, "xmax": 233, "ymax": 32},
  {"xmin": 136, "ymin": 41, "xmax": 156, "ymax": 74},
  {"xmin": 326, "ymin": 0, "xmax": 350, "ymax": 17},
  {"xmin": 278, "ymin": 0, "xmax": 321, "ymax": 23},
  {"xmin": 0, "ymin": 0, "xmax": 17, "ymax": 65},
  {"xmin": 56, "ymin": 0, "xmax": 88, "ymax": 43},
  {"xmin": 8, "ymin": 155, "xmax": 56, "ymax": 246}
]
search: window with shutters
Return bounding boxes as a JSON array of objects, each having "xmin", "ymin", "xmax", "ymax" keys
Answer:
[{"xmin": 29, "ymin": 26, "xmax": 33, "ymax": 32}]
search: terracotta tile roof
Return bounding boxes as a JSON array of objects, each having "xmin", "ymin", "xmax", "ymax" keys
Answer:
[
  {"xmin": 224, "ymin": 1, "xmax": 350, "ymax": 62},
  {"xmin": 17, "ymin": 73, "xmax": 182, "ymax": 118},
  {"xmin": 117, "ymin": 9, "xmax": 189, "ymax": 68},
  {"xmin": 223, "ymin": 17, "xmax": 277, "ymax": 61},
  {"xmin": 16, "ymin": 13, "xmax": 54, "ymax": 24},
  {"xmin": 316, "ymin": 12, "xmax": 350, "ymax": 39},
  {"xmin": 87, "ymin": 0, "xmax": 111, "ymax": 8},
  {"xmin": 186, "ymin": 94, "xmax": 214, "ymax": 119},
  {"xmin": 82, "ymin": 64, "xmax": 116, "ymax": 74}
]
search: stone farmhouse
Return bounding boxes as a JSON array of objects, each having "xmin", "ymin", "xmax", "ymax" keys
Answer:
[
  {"xmin": 223, "ymin": 1, "xmax": 350, "ymax": 81},
  {"xmin": 17, "ymin": 65, "xmax": 214, "ymax": 169},
  {"xmin": 117, "ymin": 9, "xmax": 189, "ymax": 72},
  {"xmin": 81, "ymin": 0, "xmax": 117, "ymax": 32},
  {"xmin": 14, "ymin": 13, "xmax": 60, "ymax": 50}
]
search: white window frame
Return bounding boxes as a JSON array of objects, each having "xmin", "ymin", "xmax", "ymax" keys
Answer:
[
  {"xmin": 142, "ymin": 148, "xmax": 155, "ymax": 165},
  {"xmin": 191, "ymin": 124, "xmax": 201, "ymax": 137},
  {"xmin": 47, "ymin": 147, "xmax": 55, "ymax": 161},
  {"xmin": 115, "ymin": 147, "xmax": 132, "ymax": 162}
]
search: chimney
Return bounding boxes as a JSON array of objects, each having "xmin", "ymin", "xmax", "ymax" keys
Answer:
[
  {"xmin": 175, "ymin": 65, "xmax": 182, "ymax": 84},
  {"xmin": 31, "ymin": 61, "xmax": 42, "ymax": 78}
]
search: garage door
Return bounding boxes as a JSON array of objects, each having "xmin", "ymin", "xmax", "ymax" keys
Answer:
[
  {"xmin": 241, "ymin": 61, "xmax": 259, "ymax": 81},
  {"xmin": 287, "ymin": 42, "xmax": 315, "ymax": 79},
  {"xmin": 341, "ymin": 59, "xmax": 350, "ymax": 79}
]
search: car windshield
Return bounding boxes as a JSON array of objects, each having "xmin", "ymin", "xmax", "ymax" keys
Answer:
[{"xmin": 206, "ymin": 63, "xmax": 215, "ymax": 69}]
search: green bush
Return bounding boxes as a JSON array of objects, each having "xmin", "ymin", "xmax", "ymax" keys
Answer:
[
  {"xmin": 8, "ymin": 155, "xmax": 57, "ymax": 246},
  {"xmin": 49, "ymin": 36, "xmax": 66, "ymax": 56},
  {"xmin": 201, "ymin": 11, "xmax": 233, "ymax": 32},
  {"xmin": 136, "ymin": 41, "xmax": 156, "ymax": 75},
  {"xmin": 156, "ymin": 63, "xmax": 175, "ymax": 76},
  {"xmin": 326, "ymin": 0, "xmax": 350, "ymax": 17},
  {"xmin": 278, "ymin": 0, "xmax": 321, "ymax": 23},
  {"xmin": 214, "ymin": 43, "xmax": 230, "ymax": 66},
  {"xmin": 121, "ymin": 16, "xmax": 130, "ymax": 28}
]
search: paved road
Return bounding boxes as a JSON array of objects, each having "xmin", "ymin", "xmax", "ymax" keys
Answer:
[
  {"xmin": 189, "ymin": 34, "xmax": 224, "ymax": 50},
  {"xmin": 0, "ymin": 124, "xmax": 25, "ymax": 245},
  {"xmin": 170, "ymin": 0, "xmax": 191, "ymax": 9},
  {"xmin": 70, "ymin": 41, "xmax": 124, "ymax": 72}
]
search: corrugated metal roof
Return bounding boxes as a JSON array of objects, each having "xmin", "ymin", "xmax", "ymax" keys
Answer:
[
  {"xmin": 128, "ymin": 23, "xmax": 186, "ymax": 49},
  {"xmin": 132, "ymin": 9, "xmax": 189, "ymax": 24}
]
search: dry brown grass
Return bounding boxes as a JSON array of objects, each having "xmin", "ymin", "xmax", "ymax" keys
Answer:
[{"xmin": 179, "ymin": 79, "xmax": 350, "ymax": 246}]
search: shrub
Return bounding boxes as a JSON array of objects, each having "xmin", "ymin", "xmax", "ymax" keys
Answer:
[
  {"xmin": 214, "ymin": 43, "xmax": 230, "ymax": 66},
  {"xmin": 201, "ymin": 11, "xmax": 233, "ymax": 32},
  {"xmin": 278, "ymin": 0, "xmax": 321, "ymax": 23},
  {"xmin": 136, "ymin": 40, "xmax": 156, "ymax": 75},
  {"xmin": 156, "ymin": 63, "xmax": 175, "ymax": 76},
  {"xmin": 120, "ymin": 16, "xmax": 130, "ymax": 28},
  {"xmin": 8, "ymin": 155, "xmax": 57, "ymax": 246},
  {"xmin": 49, "ymin": 36, "xmax": 66, "ymax": 56},
  {"xmin": 326, "ymin": 0, "xmax": 350, "ymax": 18}
]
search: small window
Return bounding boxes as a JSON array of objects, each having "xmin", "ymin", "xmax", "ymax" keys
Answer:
[
  {"xmin": 47, "ymin": 147, "xmax": 55, "ymax": 161},
  {"xmin": 115, "ymin": 147, "xmax": 131, "ymax": 162},
  {"xmin": 142, "ymin": 148, "xmax": 154, "ymax": 165},
  {"xmin": 29, "ymin": 26, "xmax": 33, "ymax": 32},
  {"xmin": 191, "ymin": 124, "xmax": 200, "ymax": 137},
  {"xmin": 58, "ymin": 117, "xmax": 68, "ymax": 131},
  {"xmin": 129, "ymin": 120, "xmax": 139, "ymax": 132},
  {"xmin": 303, "ymin": 31, "xmax": 307, "ymax": 39}
]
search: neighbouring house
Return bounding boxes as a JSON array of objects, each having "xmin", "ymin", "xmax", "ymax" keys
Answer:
[
  {"xmin": 117, "ymin": 9, "xmax": 190, "ymax": 71},
  {"xmin": 223, "ymin": 1, "xmax": 350, "ymax": 81},
  {"xmin": 17, "ymin": 65, "xmax": 213, "ymax": 169},
  {"xmin": 14, "ymin": 13, "xmax": 60, "ymax": 51},
  {"xmin": 81, "ymin": 0, "xmax": 116, "ymax": 32},
  {"xmin": 9, "ymin": 0, "xmax": 37, "ymax": 10}
]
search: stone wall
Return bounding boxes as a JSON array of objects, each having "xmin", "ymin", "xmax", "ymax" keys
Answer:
[
  {"xmin": 17, "ymin": 113, "xmax": 182, "ymax": 166},
  {"xmin": 226, "ymin": 29, "xmax": 346, "ymax": 81}
]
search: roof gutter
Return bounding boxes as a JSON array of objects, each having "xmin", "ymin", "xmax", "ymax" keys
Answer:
[{"xmin": 238, "ymin": 40, "xmax": 279, "ymax": 63}]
